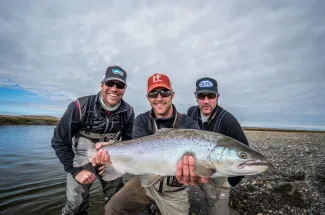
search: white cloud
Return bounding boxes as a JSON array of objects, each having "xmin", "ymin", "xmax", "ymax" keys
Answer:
[{"xmin": 0, "ymin": 0, "xmax": 324, "ymax": 127}]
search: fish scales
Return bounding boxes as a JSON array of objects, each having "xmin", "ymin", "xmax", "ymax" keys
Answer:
[{"xmin": 107, "ymin": 135, "xmax": 216, "ymax": 176}]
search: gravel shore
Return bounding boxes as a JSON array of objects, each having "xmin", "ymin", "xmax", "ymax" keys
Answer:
[{"xmin": 229, "ymin": 131, "xmax": 325, "ymax": 215}]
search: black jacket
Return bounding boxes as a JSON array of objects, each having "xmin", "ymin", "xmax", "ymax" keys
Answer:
[
  {"xmin": 187, "ymin": 105, "xmax": 249, "ymax": 187},
  {"xmin": 51, "ymin": 93, "xmax": 134, "ymax": 177}
]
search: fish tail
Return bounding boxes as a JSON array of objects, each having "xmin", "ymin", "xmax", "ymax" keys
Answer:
[
  {"xmin": 101, "ymin": 165, "xmax": 124, "ymax": 182},
  {"xmin": 73, "ymin": 137, "xmax": 96, "ymax": 167}
]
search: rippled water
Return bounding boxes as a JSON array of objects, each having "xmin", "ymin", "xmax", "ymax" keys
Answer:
[{"xmin": 0, "ymin": 126, "xmax": 106, "ymax": 215}]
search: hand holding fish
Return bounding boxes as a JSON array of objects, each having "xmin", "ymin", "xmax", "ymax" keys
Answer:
[
  {"xmin": 176, "ymin": 155, "xmax": 209, "ymax": 186},
  {"xmin": 91, "ymin": 142, "xmax": 111, "ymax": 175}
]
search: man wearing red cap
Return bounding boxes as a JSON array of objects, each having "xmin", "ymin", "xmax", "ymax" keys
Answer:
[{"xmin": 94, "ymin": 73, "xmax": 208, "ymax": 215}]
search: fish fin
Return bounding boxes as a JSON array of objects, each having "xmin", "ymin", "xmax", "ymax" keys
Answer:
[
  {"xmin": 195, "ymin": 161, "xmax": 216, "ymax": 178},
  {"xmin": 155, "ymin": 128, "xmax": 173, "ymax": 134},
  {"xmin": 100, "ymin": 139, "xmax": 119, "ymax": 146},
  {"xmin": 101, "ymin": 165, "xmax": 125, "ymax": 181},
  {"xmin": 73, "ymin": 137, "xmax": 96, "ymax": 167},
  {"xmin": 140, "ymin": 175, "xmax": 165, "ymax": 187},
  {"xmin": 213, "ymin": 177, "xmax": 228, "ymax": 188}
]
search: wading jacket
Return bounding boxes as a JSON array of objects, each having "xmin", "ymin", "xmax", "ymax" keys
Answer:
[
  {"xmin": 187, "ymin": 105, "xmax": 249, "ymax": 187},
  {"xmin": 132, "ymin": 105, "xmax": 200, "ymax": 192},
  {"xmin": 51, "ymin": 92, "xmax": 134, "ymax": 177}
]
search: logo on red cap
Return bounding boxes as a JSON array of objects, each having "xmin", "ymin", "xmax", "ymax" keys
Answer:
[{"xmin": 153, "ymin": 74, "xmax": 163, "ymax": 83}]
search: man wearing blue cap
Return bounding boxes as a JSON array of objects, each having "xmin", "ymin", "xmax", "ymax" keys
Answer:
[{"xmin": 186, "ymin": 77, "xmax": 249, "ymax": 215}]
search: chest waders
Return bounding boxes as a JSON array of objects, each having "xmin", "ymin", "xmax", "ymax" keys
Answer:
[
  {"xmin": 63, "ymin": 95, "xmax": 125, "ymax": 215},
  {"xmin": 189, "ymin": 106, "xmax": 231, "ymax": 215}
]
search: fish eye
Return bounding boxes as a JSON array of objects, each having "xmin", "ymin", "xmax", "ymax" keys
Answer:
[{"xmin": 238, "ymin": 152, "xmax": 248, "ymax": 159}]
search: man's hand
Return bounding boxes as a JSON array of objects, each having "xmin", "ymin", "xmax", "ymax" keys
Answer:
[
  {"xmin": 75, "ymin": 170, "xmax": 96, "ymax": 184},
  {"xmin": 176, "ymin": 155, "xmax": 209, "ymax": 186},
  {"xmin": 91, "ymin": 148, "xmax": 111, "ymax": 167},
  {"xmin": 91, "ymin": 142, "xmax": 113, "ymax": 175}
]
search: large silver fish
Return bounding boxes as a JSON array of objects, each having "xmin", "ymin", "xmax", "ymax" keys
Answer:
[{"xmin": 73, "ymin": 128, "xmax": 269, "ymax": 186}]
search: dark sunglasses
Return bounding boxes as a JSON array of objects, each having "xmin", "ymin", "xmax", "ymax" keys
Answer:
[
  {"xmin": 104, "ymin": 81, "xmax": 126, "ymax": 89},
  {"xmin": 148, "ymin": 90, "xmax": 172, "ymax": 98},
  {"xmin": 196, "ymin": 93, "xmax": 217, "ymax": 100}
]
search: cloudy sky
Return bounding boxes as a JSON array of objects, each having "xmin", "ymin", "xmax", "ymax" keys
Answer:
[{"xmin": 0, "ymin": 0, "xmax": 324, "ymax": 130}]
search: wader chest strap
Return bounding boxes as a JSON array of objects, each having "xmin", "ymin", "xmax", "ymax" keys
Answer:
[
  {"xmin": 213, "ymin": 109, "xmax": 228, "ymax": 133},
  {"xmin": 79, "ymin": 130, "xmax": 120, "ymax": 142},
  {"xmin": 190, "ymin": 107, "xmax": 198, "ymax": 122},
  {"xmin": 85, "ymin": 95, "xmax": 96, "ymax": 134}
]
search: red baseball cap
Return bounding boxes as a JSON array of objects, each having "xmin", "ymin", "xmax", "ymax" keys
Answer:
[{"xmin": 147, "ymin": 73, "xmax": 172, "ymax": 93}]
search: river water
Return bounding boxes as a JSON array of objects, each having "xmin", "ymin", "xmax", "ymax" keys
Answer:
[{"xmin": 0, "ymin": 126, "xmax": 105, "ymax": 215}]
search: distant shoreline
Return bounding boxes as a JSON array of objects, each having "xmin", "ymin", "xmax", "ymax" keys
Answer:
[
  {"xmin": 0, "ymin": 115, "xmax": 60, "ymax": 126},
  {"xmin": 242, "ymin": 127, "xmax": 324, "ymax": 133},
  {"xmin": 0, "ymin": 115, "xmax": 323, "ymax": 132}
]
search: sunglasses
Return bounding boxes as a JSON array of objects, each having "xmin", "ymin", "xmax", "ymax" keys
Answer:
[
  {"xmin": 148, "ymin": 90, "xmax": 172, "ymax": 98},
  {"xmin": 196, "ymin": 93, "xmax": 217, "ymax": 100},
  {"xmin": 104, "ymin": 81, "xmax": 126, "ymax": 89}
]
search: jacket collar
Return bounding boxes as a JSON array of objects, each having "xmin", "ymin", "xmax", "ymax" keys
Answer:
[{"xmin": 96, "ymin": 92, "xmax": 128, "ymax": 114}]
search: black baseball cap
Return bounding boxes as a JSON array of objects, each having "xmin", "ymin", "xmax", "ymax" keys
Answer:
[
  {"xmin": 194, "ymin": 77, "xmax": 218, "ymax": 94},
  {"xmin": 102, "ymin": 66, "xmax": 127, "ymax": 84}
]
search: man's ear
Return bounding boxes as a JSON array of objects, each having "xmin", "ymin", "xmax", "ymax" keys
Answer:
[
  {"xmin": 216, "ymin": 93, "xmax": 220, "ymax": 102},
  {"xmin": 171, "ymin": 91, "xmax": 175, "ymax": 100},
  {"xmin": 123, "ymin": 85, "xmax": 127, "ymax": 92}
]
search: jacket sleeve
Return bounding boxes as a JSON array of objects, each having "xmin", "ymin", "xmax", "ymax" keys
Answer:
[
  {"xmin": 183, "ymin": 115, "xmax": 200, "ymax": 130},
  {"xmin": 132, "ymin": 114, "xmax": 150, "ymax": 139},
  {"xmin": 51, "ymin": 101, "xmax": 82, "ymax": 177},
  {"xmin": 225, "ymin": 117, "xmax": 249, "ymax": 146},
  {"xmin": 224, "ymin": 114, "xmax": 249, "ymax": 187},
  {"xmin": 186, "ymin": 106, "xmax": 196, "ymax": 118},
  {"xmin": 121, "ymin": 107, "xmax": 135, "ymax": 141}
]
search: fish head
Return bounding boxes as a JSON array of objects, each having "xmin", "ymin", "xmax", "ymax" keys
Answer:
[{"xmin": 209, "ymin": 135, "xmax": 269, "ymax": 176}]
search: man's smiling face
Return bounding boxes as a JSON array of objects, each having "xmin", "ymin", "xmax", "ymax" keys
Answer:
[
  {"xmin": 100, "ymin": 80, "xmax": 126, "ymax": 106},
  {"xmin": 146, "ymin": 87, "xmax": 174, "ymax": 118}
]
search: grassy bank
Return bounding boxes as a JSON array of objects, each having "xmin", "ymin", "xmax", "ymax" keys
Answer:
[{"xmin": 0, "ymin": 115, "xmax": 60, "ymax": 125}]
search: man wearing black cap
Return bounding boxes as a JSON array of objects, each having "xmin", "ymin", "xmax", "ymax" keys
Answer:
[
  {"xmin": 51, "ymin": 65, "xmax": 134, "ymax": 215},
  {"xmin": 187, "ymin": 77, "xmax": 249, "ymax": 215}
]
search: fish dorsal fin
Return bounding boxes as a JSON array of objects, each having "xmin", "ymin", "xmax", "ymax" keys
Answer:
[
  {"xmin": 155, "ymin": 128, "xmax": 173, "ymax": 134},
  {"xmin": 140, "ymin": 174, "xmax": 165, "ymax": 187}
]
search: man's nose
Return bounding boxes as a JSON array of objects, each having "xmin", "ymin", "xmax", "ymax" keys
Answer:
[
  {"xmin": 156, "ymin": 93, "xmax": 164, "ymax": 100},
  {"xmin": 110, "ymin": 84, "xmax": 118, "ymax": 91},
  {"xmin": 204, "ymin": 97, "xmax": 210, "ymax": 102}
]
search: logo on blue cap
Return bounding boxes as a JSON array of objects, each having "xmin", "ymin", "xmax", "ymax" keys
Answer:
[
  {"xmin": 112, "ymin": 68, "xmax": 124, "ymax": 76},
  {"xmin": 199, "ymin": 80, "xmax": 213, "ymax": 88}
]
